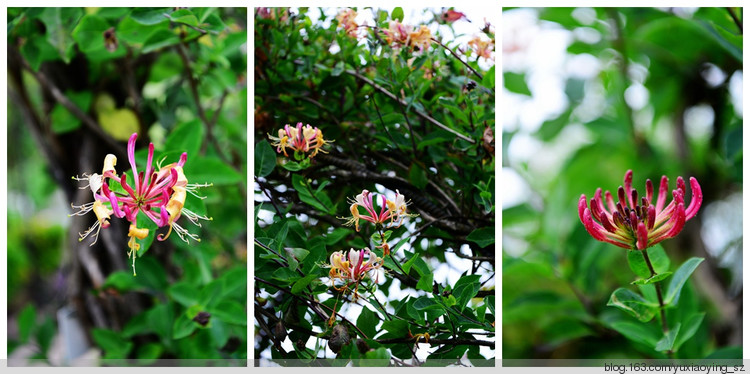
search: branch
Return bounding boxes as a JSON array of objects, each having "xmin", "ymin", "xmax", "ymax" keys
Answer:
[
  {"xmin": 376, "ymin": 337, "xmax": 494, "ymax": 347},
  {"xmin": 431, "ymin": 37, "xmax": 483, "ymax": 81},
  {"xmin": 726, "ymin": 7, "xmax": 743, "ymax": 34},
  {"xmin": 20, "ymin": 59, "xmax": 126, "ymax": 155},
  {"xmin": 345, "ymin": 69, "xmax": 475, "ymax": 144}
]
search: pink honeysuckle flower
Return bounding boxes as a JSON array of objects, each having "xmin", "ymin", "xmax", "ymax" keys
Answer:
[
  {"xmin": 70, "ymin": 132, "xmax": 212, "ymax": 275},
  {"xmin": 327, "ymin": 248, "xmax": 383, "ymax": 300},
  {"xmin": 578, "ymin": 170, "xmax": 702, "ymax": 250},
  {"xmin": 267, "ymin": 122, "xmax": 332, "ymax": 159},
  {"xmin": 336, "ymin": 8, "xmax": 359, "ymax": 38},
  {"xmin": 383, "ymin": 20, "xmax": 410, "ymax": 46},
  {"xmin": 441, "ymin": 9, "xmax": 467, "ymax": 23},
  {"xmin": 468, "ymin": 35, "xmax": 494, "ymax": 61}
]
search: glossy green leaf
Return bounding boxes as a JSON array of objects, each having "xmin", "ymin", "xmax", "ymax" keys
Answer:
[
  {"xmin": 466, "ymin": 226, "xmax": 494, "ymax": 248},
  {"xmin": 607, "ymin": 288, "xmax": 657, "ymax": 322},
  {"xmin": 504, "ymin": 72, "xmax": 531, "ymax": 96},
  {"xmin": 92, "ymin": 328, "xmax": 133, "ymax": 359},
  {"xmin": 665, "ymin": 257, "xmax": 704, "ymax": 306},
  {"xmin": 391, "ymin": 8, "xmax": 404, "ymax": 22},
  {"xmin": 172, "ymin": 313, "xmax": 197, "ymax": 339},
  {"xmin": 71, "ymin": 15, "xmax": 109, "ymax": 53},
  {"xmin": 610, "ymin": 321, "xmax": 660, "ymax": 349},
  {"xmin": 168, "ymin": 282, "xmax": 199, "ymax": 307},
  {"xmin": 356, "ymin": 306, "xmax": 379, "ymax": 340},
  {"xmin": 674, "ymin": 313, "xmax": 704, "ymax": 352},
  {"xmin": 165, "ymin": 119, "xmax": 203, "ymax": 156},
  {"xmin": 185, "ymin": 157, "xmax": 243, "ymax": 185},
  {"xmin": 655, "ymin": 323, "xmax": 680, "ymax": 352}
]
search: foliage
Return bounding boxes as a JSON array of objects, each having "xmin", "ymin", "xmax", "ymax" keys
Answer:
[
  {"xmin": 7, "ymin": 7, "xmax": 247, "ymax": 364},
  {"xmin": 502, "ymin": 7, "xmax": 742, "ymax": 360},
  {"xmin": 254, "ymin": 7, "xmax": 495, "ymax": 366}
]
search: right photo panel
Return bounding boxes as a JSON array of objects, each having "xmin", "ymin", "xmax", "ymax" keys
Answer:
[{"xmin": 502, "ymin": 7, "xmax": 743, "ymax": 364}]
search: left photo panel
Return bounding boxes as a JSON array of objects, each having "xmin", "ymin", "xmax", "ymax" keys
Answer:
[{"xmin": 7, "ymin": 7, "xmax": 247, "ymax": 365}]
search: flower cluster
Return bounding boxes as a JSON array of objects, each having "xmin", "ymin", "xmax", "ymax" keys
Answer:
[
  {"xmin": 335, "ymin": 8, "xmax": 359, "ymax": 38},
  {"xmin": 382, "ymin": 21, "xmax": 433, "ymax": 52},
  {"xmin": 341, "ymin": 189, "xmax": 416, "ymax": 233},
  {"xmin": 267, "ymin": 122, "xmax": 332, "ymax": 160},
  {"xmin": 327, "ymin": 248, "xmax": 383, "ymax": 301},
  {"xmin": 468, "ymin": 35, "xmax": 494, "ymax": 61},
  {"xmin": 578, "ymin": 170, "xmax": 702, "ymax": 251},
  {"xmin": 70, "ymin": 133, "xmax": 211, "ymax": 275}
]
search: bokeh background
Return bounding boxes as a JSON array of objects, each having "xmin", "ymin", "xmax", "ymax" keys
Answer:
[
  {"xmin": 7, "ymin": 7, "xmax": 247, "ymax": 364},
  {"xmin": 502, "ymin": 7, "xmax": 742, "ymax": 359}
]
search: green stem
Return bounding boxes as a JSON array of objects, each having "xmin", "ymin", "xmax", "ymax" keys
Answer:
[{"xmin": 641, "ymin": 249, "xmax": 673, "ymax": 358}]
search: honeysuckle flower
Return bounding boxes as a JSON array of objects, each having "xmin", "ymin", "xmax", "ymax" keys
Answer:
[
  {"xmin": 468, "ymin": 35, "xmax": 494, "ymax": 61},
  {"xmin": 578, "ymin": 170, "xmax": 702, "ymax": 250},
  {"xmin": 327, "ymin": 248, "xmax": 383, "ymax": 300},
  {"xmin": 71, "ymin": 132, "xmax": 212, "ymax": 275},
  {"xmin": 407, "ymin": 25, "xmax": 432, "ymax": 52},
  {"xmin": 340, "ymin": 189, "xmax": 417, "ymax": 232},
  {"xmin": 383, "ymin": 20, "xmax": 410, "ymax": 46},
  {"xmin": 382, "ymin": 21, "xmax": 432, "ymax": 51},
  {"xmin": 267, "ymin": 122, "xmax": 332, "ymax": 159},
  {"xmin": 336, "ymin": 8, "xmax": 359, "ymax": 37},
  {"xmin": 441, "ymin": 9, "xmax": 466, "ymax": 23}
]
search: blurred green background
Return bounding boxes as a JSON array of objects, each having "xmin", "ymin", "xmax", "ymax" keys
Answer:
[
  {"xmin": 8, "ymin": 7, "xmax": 247, "ymax": 365},
  {"xmin": 502, "ymin": 7, "xmax": 742, "ymax": 359}
]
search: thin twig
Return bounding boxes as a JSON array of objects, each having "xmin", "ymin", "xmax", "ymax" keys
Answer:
[
  {"xmin": 726, "ymin": 7, "xmax": 743, "ymax": 34},
  {"xmin": 21, "ymin": 60, "xmax": 126, "ymax": 155},
  {"xmin": 431, "ymin": 37, "xmax": 483, "ymax": 81},
  {"xmin": 346, "ymin": 69, "xmax": 475, "ymax": 144}
]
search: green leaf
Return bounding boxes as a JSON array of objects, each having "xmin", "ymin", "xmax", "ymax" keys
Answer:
[
  {"xmin": 137, "ymin": 343, "xmax": 164, "ymax": 362},
  {"xmin": 391, "ymin": 7, "xmax": 404, "ymax": 22},
  {"xmin": 503, "ymin": 72, "xmax": 531, "ymax": 96},
  {"xmin": 51, "ymin": 91, "xmax": 92, "ymax": 134},
  {"xmin": 165, "ymin": 119, "xmax": 203, "ymax": 156},
  {"xmin": 402, "ymin": 250, "xmax": 419, "ymax": 274},
  {"xmin": 607, "ymin": 288, "xmax": 657, "ymax": 322},
  {"xmin": 185, "ymin": 157, "xmax": 243, "ymax": 185},
  {"xmin": 168, "ymin": 282, "xmax": 199, "ymax": 307},
  {"xmin": 631, "ymin": 272, "xmax": 672, "ymax": 285},
  {"xmin": 130, "ymin": 8, "xmax": 171, "ymax": 25},
  {"xmin": 481, "ymin": 66, "xmax": 495, "ymax": 90},
  {"xmin": 665, "ymin": 257, "xmax": 704, "ymax": 306},
  {"xmin": 655, "ymin": 323, "xmax": 680, "ymax": 352},
  {"xmin": 291, "ymin": 273, "xmax": 318, "ymax": 294},
  {"xmin": 674, "ymin": 313, "xmax": 704, "ymax": 352},
  {"xmin": 102, "ymin": 271, "xmax": 140, "ymax": 291},
  {"xmin": 92, "ymin": 328, "xmax": 133, "ymax": 359},
  {"xmin": 466, "ymin": 226, "xmax": 494, "ymax": 248},
  {"xmin": 363, "ymin": 347, "xmax": 391, "ymax": 366},
  {"xmin": 21, "ymin": 35, "xmax": 61, "ymax": 71},
  {"xmin": 416, "ymin": 272, "xmax": 433, "ymax": 292},
  {"xmin": 409, "ymin": 164, "xmax": 428, "ymax": 189},
  {"xmin": 71, "ymin": 15, "xmax": 109, "ymax": 53},
  {"xmin": 17, "ymin": 304, "xmax": 36, "ymax": 344},
  {"xmin": 209, "ymin": 300, "xmax": 246, "ymax": 326},
  {"xmin": 40, "ymin": 7, "xmax": 82, "ymax": 63},
  {"xmin": 370, "ymin": 230, "xmax": 392, "ymax": 245},
  {"xmin": 381, "ymin": 320, "xmax": 408, "ymax": 335},
  {"xmin": 627, "ymin": 245, "xmax": 670, "ymax": 279},
  {"xmin": 142, "ymin": 29, "xmax": 180, "ymax": 53},
  {"xmin": 453, "ymin": 274, "xmax": 481, "ymax": 309},
  {"xmin": 255, "ymin": 140, "xmax": 277, "ymax": 177},
  {"xmin": 168, "ymin": 9, "xmax": 199, "ymax": 27},
  {"xmin": 172, "ymin": 313, "xmax": 197, "ymax": 339},
  {"xmin": 291, "ymin": 174, "xmax": 333, "ymax": 213},
  {"xmin": 610, "ymin": 321, "xmax": 660, "ymax": 349},
  {"xmin": 356, "ymin": 307, "xmax": 379, "ymax": 340}
]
